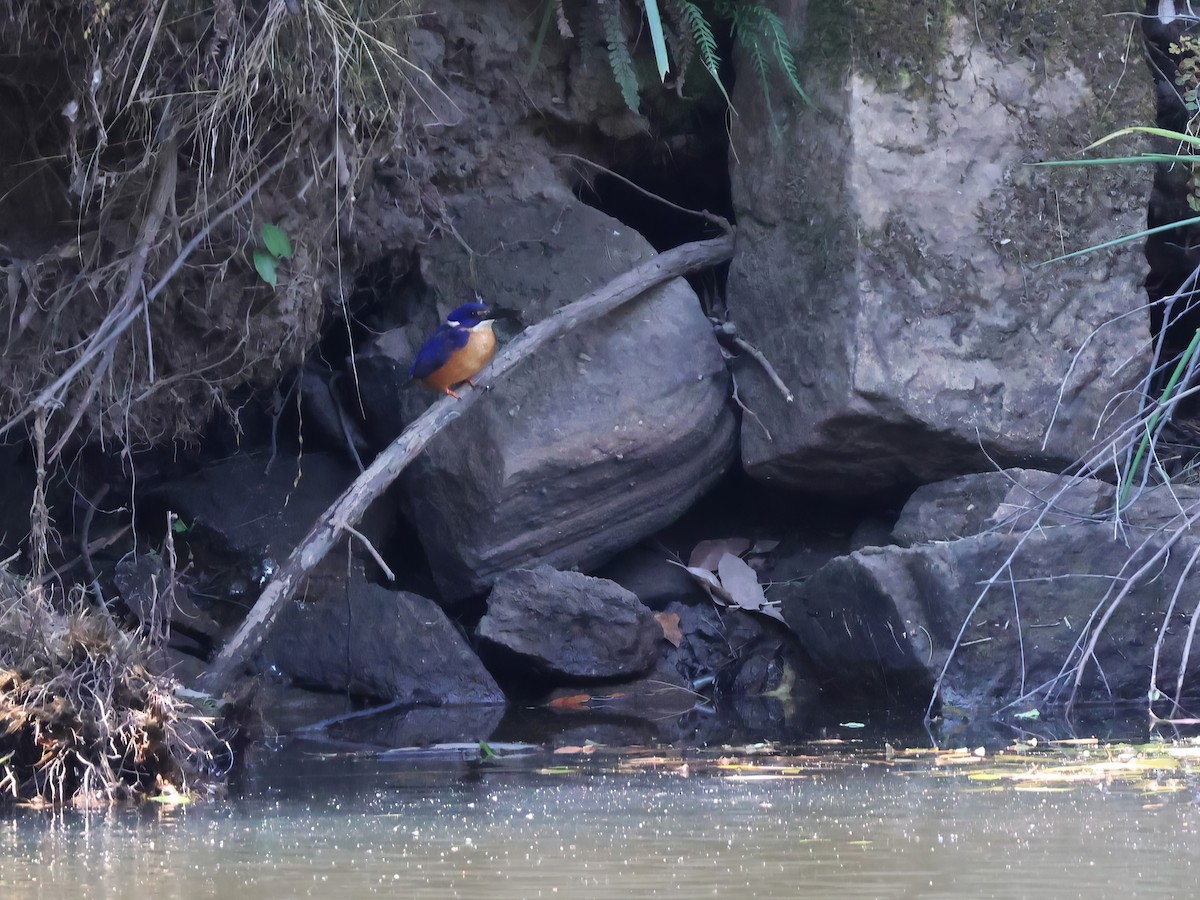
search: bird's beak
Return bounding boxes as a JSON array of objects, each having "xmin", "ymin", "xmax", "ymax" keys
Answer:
[{"xmin": 486, "ymin": 305, "xmax": 524, "ymax": 325}]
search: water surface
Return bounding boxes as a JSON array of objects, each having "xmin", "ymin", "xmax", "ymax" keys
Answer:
[{"xmin": 2, "ymin": 735, "xmax": 1196, "ymax": 899}]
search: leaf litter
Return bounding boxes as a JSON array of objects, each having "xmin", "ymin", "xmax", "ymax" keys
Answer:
[{"xmin": 671, "ymin": 538, "xmax": 786, "ymax": 623}]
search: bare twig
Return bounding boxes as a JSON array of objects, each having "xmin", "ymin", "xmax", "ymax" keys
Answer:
[
  {"xmin": 345, "ymin": 526, "xmax": 394, "ymax": 581},
  {"xmin": 732, "ymin": 335, "xmax": 794, "ymax": 403},
  {"xmin": 0, "ymin": 152, "xmax": 291, "ymax": 442},
  {"xmin": 198, "ymin": 229, "xmax": 736, "ymax": 694}
]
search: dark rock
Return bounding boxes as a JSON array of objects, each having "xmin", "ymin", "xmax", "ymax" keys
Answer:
[
  {"xmin": 264, "ymin": 576, "xmax": 503, "ymax": 705},
  {"xmin": 477, "ymin": 566, "xmax": 661, "ymax": 680},
  {"xmin": 725, "ymin": 6, "xmax": 1146, "ymax": 494},
  {"xmin": 780, "ymin": 525, "xmax": 1200, "ymax": 711},
  {"xmin": 0, "ymin": 444, "xmax": 33, "ymax": 560},
  {"xmin": 592, "ymin": 546, "xmax": 704, "ymax": 611},
  {"xmin": 252, "ymin": 682, "xmax": 361, "ymax": 735},
  {"xmin": 151, "ymin": 451, "xmax": 356, "ymax": 564},
  {"xmin": 658, "ymin": 600, "xmax": 814, "ymax": 701},
  {"xmin": 156, "ymin": 648, "xmax": 208, "ymax": 687},
  {"xmin": 353, "ymin": 327, "xmax": 424, "ymax": 449},
  {"xmin": 113, "ymin": 553, "xmax": 222, "ymax": 642},
  {"xmin": 147, "ymin": 450, "xmax": 393, "ymax": 603},
  {"xmin": 373, "ymin": 192, "xmax": 736, "ymax": 601},
  {"xmin": 892, "ymin": 469, "xmax": 1115, "ymax": 546},
  {"xmin": 848, "ymin": 516, "xmax": 897, "ymax": 552}
]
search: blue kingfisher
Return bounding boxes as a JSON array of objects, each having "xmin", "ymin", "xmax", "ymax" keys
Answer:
[{"xmin": 409, "ymin": 301, "xmax": 521, "ymax": 399}]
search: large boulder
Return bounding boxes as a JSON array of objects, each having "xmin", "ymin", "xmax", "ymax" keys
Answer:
[
  {"xmin": 477, "ymin": 565, "xmax": 662, "ymax": 680},
  {"xmin": 364, "ymin": 191, "xmax": 736, "ymax": 601},
  {"xmin": 726, "ymin": 3, "xmax": 1148, "ymax": 494},
  {"xmin": 779, "ymin": 469, "xmax": 1200, "ymax": 711}
]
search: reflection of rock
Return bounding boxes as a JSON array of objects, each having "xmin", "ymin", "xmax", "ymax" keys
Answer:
[
  {"xmin": 361, "ymin": 192, "xmax": 735, "ymax": 602},
  {"xmin": 477, "ymin": 566, "xmax": 661, "ymax": 680},
  {"xmin": 778, "ymin": 469, "xmax": 1200, "ymax": 711},
  {"xmin": 727, "ymin": 8, "xmax": 1146, "ymax": 493},
  {"xmin": 264, "ymin": 572, "xmax": 503, "ymax": 705},
  {"xmin": 323, "ymin": 703, "xmax": 506, "ymax": 749}
]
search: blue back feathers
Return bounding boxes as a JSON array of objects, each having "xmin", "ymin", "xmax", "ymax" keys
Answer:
[{"xmin": 408, "ymin": 303, "xmax": 492, "ymax": 379}]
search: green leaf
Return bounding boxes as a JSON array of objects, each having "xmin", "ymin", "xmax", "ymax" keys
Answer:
[
  {"xmin": 1034, "ymin": 154, "xmax": 1200, "ymax": 166},
  {"xmin": 1037, "ymin": 212, "xmax": 1200, "ymax": 266},
  {"xmin": 642, "ymin": 0, "xmax": 670, "ymax": 81},
  {"xmin": 479, "ymin": 740, "xmax": 497, "ymax": 760},
  {"xmin": 527, "ymin": 0, "xmax": 555, "ymax": 76},
  {"xmin": 253, "ymin": 249, "xmax": 278, "ymax": 288},
  {"xmin": 839, "ymin": 721, "xmax": 866, "ymax": 729},
  {"xmin": 1013, "ymin": 709, "xmax": 1041, "ymax": 721},
  {"xmin": 674, "ymin": 0, "xmax": 731, "ymax": 108},
  {"xmin": 171, "ymin": 518, "xmax": 189, "ymax": 534},
  {"xmin": 600, "ymin": 1, "xmax": 640, "ymax": 113},
  {"xmin": 261, "ymin": 223, "xmax": 293, "ymax": 260},
  {"xmin": 1084, "ymin": 125, "xmax": 1200, "ymax": 152}
]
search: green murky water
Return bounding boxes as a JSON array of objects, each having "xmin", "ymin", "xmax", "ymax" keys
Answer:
[{"xmin": 1, "ymin": 735, "xmax": 1197, "ymax": 899}]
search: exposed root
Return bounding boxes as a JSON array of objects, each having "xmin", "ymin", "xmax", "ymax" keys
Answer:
[
  {"xmin": 0, "ymin": 572, "xmax": 237, "ymax": 807},
  {"xmin": 0, "ymin": 0, "xmax": 421, "ymax": 450}
]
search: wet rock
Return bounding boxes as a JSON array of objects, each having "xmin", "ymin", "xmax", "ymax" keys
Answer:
[
  {"xmin": 366, "ymin": 192, "xmax": 735, "ymax": 601},
  {"xmin": 779, "ymin": 524, "xmax": 1200, "ymax": 711},
  {"xmin": 726, "ymin": 7, "xmax": 1147, "ymax": 494},
  {"xmin": 264, "ymin": 576, "xmax": 503, "ymax": 705},
  {"xmin": 477, "ymin": 566, "xmax": 661, "ymax": 680},
  {"xmin": 322, "ymin": 703, "xmax": 506, "ymax": 749},
  {"xmin": 657, "ymin": 600, "xmax": 813, "ymax": 702}
]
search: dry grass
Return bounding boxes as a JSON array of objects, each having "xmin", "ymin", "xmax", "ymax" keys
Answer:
[{"xmin": 0, "ymin": 572, "xmax": 230, "ymax": 807}]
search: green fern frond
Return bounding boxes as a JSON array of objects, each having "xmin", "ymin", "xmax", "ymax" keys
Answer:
[
  {"xmin": 751, "ymin": 4, "xmax": 813, "ymax": 107},
  {"xmin": 598, "ymin": 0, "xmax": 641, "ymax": 112},
  {"xmin": 662, "ymin": 14, "xmax": 695, "ymax": 95},
  {"xmin": 670, "ymin": 0, "xmax": 729, "ymax": 105},
  {"xmin": 745, "ymin": 34, "xmax": 773, "ymax": 120}
]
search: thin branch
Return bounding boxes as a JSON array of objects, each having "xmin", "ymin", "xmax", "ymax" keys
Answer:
[
  {"xmin": 732, "ymin": 334, "xmax": 794, "ymax": 403},
  {"xmin": 198, "ymin": 229, "xmax": 736, "ymax": 694},
  {"xmin": 345, "ymin": 526, "xmax": 394, "ymax": 581}
]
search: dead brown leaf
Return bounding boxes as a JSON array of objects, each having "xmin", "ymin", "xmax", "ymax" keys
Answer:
[{"xmin": 655, "ymin": 611, "xmax": 683, "ymax": 647}]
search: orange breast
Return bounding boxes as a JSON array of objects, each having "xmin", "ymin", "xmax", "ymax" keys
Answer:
[{"xmin": 420, "ymin": 325, "xmax": 497, "ymax": 393}]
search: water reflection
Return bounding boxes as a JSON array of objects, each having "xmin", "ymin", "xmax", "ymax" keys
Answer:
[{"xmin": 1, "ymin": 737, "xmax": 1197, "ymax": 899}]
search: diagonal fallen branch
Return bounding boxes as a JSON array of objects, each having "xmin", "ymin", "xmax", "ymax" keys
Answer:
[{"xmin": 198, "ymin": 227, "xmax": 737, "ymax": 694}]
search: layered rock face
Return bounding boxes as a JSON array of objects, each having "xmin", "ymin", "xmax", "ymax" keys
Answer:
[
  {"xmin": 727, "ymin": 2, "xmax": 1149, "ymax": 494},
  {"xmin": 777, "ymin": 469, "xmax": 1200, "ymax": 711},
  {"xmin": 362, "ymin": 193, "xmax": 736, "ymax": 601}
]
